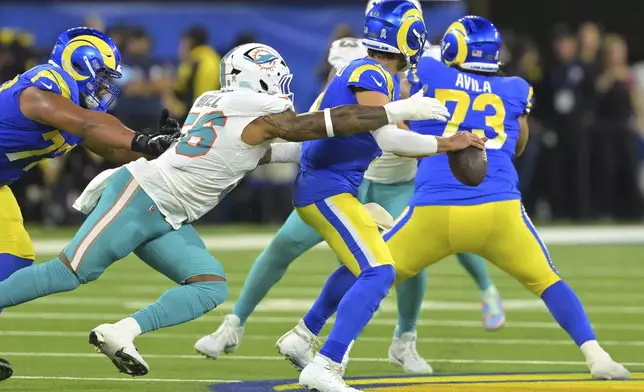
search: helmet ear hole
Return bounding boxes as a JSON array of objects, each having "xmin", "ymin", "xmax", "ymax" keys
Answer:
[{"xmin": 259, "ymin": 80, "xmax": 269, "ymax": 92}]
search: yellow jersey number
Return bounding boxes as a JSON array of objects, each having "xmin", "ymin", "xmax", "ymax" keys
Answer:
[{"xmin": 435, "ymin": 89, "xmax": 507, "ymax": 150}]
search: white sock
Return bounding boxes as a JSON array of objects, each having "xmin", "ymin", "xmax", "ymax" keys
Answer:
[
  {"xmin": 580, "ymin": 340, "xmax": 609, "ymax": 364},
  {"xmin": 115, "ymin": 317, "xmax": 142, "ymax": 341}
]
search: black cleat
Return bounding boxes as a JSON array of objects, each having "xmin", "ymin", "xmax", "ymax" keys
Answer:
[{"xmin": 0, "ymin": 358, "xmax": 12, "ymax": 382}]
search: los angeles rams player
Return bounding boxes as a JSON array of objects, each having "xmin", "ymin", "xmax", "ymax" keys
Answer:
[
  {"xmin": 195, "ymin": 2, "xmax": 501, "ymax": 376},
  {"xmin": 275, "ymin": 1, "xmax": 484, "ymax": 390},
  {"xmin": 279, "ymin": 15, "xmax": 630, "ymax": 382},
  {"xmin": 0, "ymin": 41, "xmax": 452, "ymax": 377},
  {"xmin": 0, "ymin": 27, "xmax": 177, "ymax": 381}
]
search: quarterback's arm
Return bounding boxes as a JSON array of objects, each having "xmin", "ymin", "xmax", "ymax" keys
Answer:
[
  {"xmin": 516, "ymin": 115, "xmax": 530, "ymax": 157},
  {"xmin": 20, "ymin": 87, "xmax": 170, "ymax": 156}
]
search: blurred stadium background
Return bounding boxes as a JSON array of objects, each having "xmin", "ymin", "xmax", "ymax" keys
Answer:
[{"xmin": 1, "ymin": 0, "xmax": 643, "ymax": 391}]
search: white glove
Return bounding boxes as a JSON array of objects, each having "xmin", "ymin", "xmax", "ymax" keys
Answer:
[
  {"xmin": 383, "ymin": 85, "xmax": 450, "ymax": 123},
  {"xmin": 328, "ymin": 38, "xmax": 368, "ymax": 70}
]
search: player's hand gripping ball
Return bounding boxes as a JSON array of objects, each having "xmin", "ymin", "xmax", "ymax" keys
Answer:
[{"xmin": 447, "ymin": 132, "xmax": 488, "ymax": 187}]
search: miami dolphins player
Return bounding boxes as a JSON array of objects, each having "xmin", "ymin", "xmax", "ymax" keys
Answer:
[
  {"xmin": 282, "ymin": 15, "xmax": 631, "ymax": 382},
  {"xmin": 0, "ymin": 27, "xmax": 177, "ymax": 381},
  {"xmin": 0, "ymin": 41, "xmax": 452, "ymax": 377},
  {"xmin": 195, "ymin": 0, "xmax": 502, "ymax": 376}
]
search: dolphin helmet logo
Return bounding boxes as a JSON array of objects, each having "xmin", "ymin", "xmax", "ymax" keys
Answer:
[{"xmin": 245, "ymin": 47, "xmax": 280, "ymax": 70}]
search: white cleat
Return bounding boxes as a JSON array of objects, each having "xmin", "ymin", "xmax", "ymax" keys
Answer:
[
  {"xmin": 276, "ymin": 319, "xmax": 319, "ymax": 371},
  {"xmin": 195, "ymin": 314, "xmax": 245, "ymax": 359},
  {"xmin": 89, "ymin": 324, "xmax": 149, "ymax": 377},
  {"xmin": 339, "ymin": 340, "xmax": 355, "ymax": 378},
  {"xmin": 388, "ymin": 331, "xmax": 433, "ymax": 374},
  {"xmin": 589, "ymin": 358, "xmax": 631, "ymax": 380},
  {"xmin": 300, "ymin": 354, "xmax": 361, "ymax": 392}
]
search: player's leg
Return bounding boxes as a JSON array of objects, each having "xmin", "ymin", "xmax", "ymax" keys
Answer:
[
  {"xmin": 91, "ymin": 223, "xmax": 228, "ymax": 377},
  {"xmin": 283, "ymin": 194, "xmax": 395, "ymax": 390},
  {"xmin": 0, "ymin": 185, "xmax": 36, "ymax": 315},
  {"xmin": 384, "ymin": 205, "xmax": 452, "ymax": 373},
  {"xmin": 196, "ymin": 210, "xmax": 322, "ymax": 358},
  {"xmin": 0, "ymin": 168, "xmax": 170, "ymax": 310},
  {"xmin": 478, "ymin": 200, "xmax": 630, "ymax": 380},
  {"xmin": 363, "ymin": 180, "xmax": 432, "ymax": 373},
  {"xmin": 456, "ymin": 252, "xmax": 505, "ymax": 330}
]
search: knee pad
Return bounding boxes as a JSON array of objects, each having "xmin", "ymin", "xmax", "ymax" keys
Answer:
[
  {"xmin": 188, "ymin": 281, "xmax": 229, "ymax": 312},
  {"xmin": 361, "ymin": 264, "xmax": 396, "ymax": 297}
]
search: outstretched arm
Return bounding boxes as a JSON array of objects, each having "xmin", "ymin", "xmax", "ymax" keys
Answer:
[{"xmin": 20, "ymin": 87, "xmax": 173, "ymax": 156}]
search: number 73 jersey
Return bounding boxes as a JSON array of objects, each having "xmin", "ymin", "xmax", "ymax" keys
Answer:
[
  {"xmin": 407, "ymin": 57, "xmax": 533, "ymax": 206},
  {"xmin": 125, "ymin": 89, "xmax": 293, "ymax": 228}
]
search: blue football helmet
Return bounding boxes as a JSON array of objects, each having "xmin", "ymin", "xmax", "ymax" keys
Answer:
[
  {"xmin": 363, "ymin": 0, "xmax": 427, "ymax": 67},
  {"xmin": 50, "ymin": 27, "xmax": 122, "ymax": 112},
  {"xmin": 440, "ymin": 15, "xmax": 502, "ymax": 73}
]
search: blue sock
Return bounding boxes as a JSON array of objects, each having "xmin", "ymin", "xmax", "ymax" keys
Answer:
[
  {"xmin": 0, "ymin": 257, "xmax": 79, "ymax": 309},
  {"xmin": 541, "ymin": 280, "xmax": 596, "ymax": 346},
  {"xmin": 395, "ymin": 269, "xmax": 427, "ymax": 337},
  {"xmin": 0, "ymin": 254, "xmax": 35, "ymax": 313},
  {"xmin": 321, "ymin": 265, "xmax": 395, "ymax": 363},
  {"xmin": 233, "ymin": 235, "xmax": 315, "ymax": 325},
  {"xmin": 457, "ymin": 253, "xmax": 493, "ymax": 291},
  {"xmin": 133, "ymin": 281, "xmax": 228, "ymax": 333},
  {"xmin": 303, "ymin": 265, "xmax": 356, "ymax": 336}
]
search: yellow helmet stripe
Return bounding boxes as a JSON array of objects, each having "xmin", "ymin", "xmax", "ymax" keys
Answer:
[
  {"xmin": 60, "ymin": 35, "xmax": 117, "ymax": 81},
  {"xmin": 396, "ymin": 15, "xmax": 424, "ymax": 59},
  {"xmin": 444, "ymin": 22, "xmax": 468, "ymax": 66}
]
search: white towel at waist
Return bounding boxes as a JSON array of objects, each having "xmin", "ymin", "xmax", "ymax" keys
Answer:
[{"xmin": 72, "ymin": 167, "xmax": 120, "ymax": 214}]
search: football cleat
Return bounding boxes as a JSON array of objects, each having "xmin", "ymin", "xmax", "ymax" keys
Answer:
[
  {"xmin": 389, "ymin": 331, "xmax": 433, "ymax": 374},
  {"xmin": 482, "ymin": 285, "xmax": 506, "ymax": 331},
  {"xmin": 300, "ymin": 354, "xmax": 362, "ymax": 392},
  {"xmin": 589, "ymin": 357, "xmax": 631, "ymax": 380},
  {"xmin": 276, "ymin": 319, "xmax": 320, "ymax": 371},
  {"xmin": 0, "ymin": 358, "xmax": 12, "ymax": 382},
  {"xmin": 195, "ymin": 314, "xmax": 245, "ymax": 359},
  {"xmin": 89, "ymin": 324, "xmax": 149, "ymax": 377}
]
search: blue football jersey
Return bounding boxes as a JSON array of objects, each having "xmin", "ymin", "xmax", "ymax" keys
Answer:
[
  {"xmin": 408, "ymin": 57, "xmax": 533, "ymax": 206},
  {"xmin": 293, "ymin": 58, "xmax": 400, "ymax": 206},
  {"xmin": 0, "ymin": 64, "xmax": 83, "ymax": 186}
]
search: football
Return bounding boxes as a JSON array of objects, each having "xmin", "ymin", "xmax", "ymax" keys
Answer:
[{"xmin": 448, "ymin": 146, "xmax": 488, "ymax": 187}]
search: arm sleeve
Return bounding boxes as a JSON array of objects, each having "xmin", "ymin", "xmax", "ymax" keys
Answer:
[
  {"xmin": 371, "ymin": 125, "xmax": 438, "ymax": 157},
  {"xmin": 346, "ymin": 64, "xmax": 393, "ymax": 98},
  {"xmin": 267, "ymin": 141, "xmax": 302, "ymax": 163}
]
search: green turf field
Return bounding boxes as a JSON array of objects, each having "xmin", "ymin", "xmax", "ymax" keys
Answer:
[{"xmin": 1, "ymin": 227, "xmax": 643, "ymax": 391}]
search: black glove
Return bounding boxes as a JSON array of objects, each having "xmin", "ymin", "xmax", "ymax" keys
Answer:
[
  {"xmin": 131, "ymin": 133, "xmax": 177, "ymax": 157},
  {"xmin": 141, "ymin": 108, "xmax": 181, "ymax": 138}
]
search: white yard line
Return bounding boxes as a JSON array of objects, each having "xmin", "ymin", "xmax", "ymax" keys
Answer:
[
  {"xmin": 31, "ymin": 225, "xmax": 644, "ymax": 254},
  {"xmin": 24, "ymin": 297, "xmax": 644, "ymax": 315},
  {"xmin": 11, "ymin": 376, "xmax": 238, "ymax": 383},
  {"xmin": 1, "ymin": 330, "xmax": 643, "ymax": 347},
  {"xmin": 2, "ymin": 311, "xmax": 643, "ymax": 331},
  {"xmin": 2, "ymin": 352, "xmax": 644, "ymax": 367}
]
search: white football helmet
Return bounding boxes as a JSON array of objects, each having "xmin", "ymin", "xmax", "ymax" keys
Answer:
[
  {"xmin": 328, "ymin": 37, "xmax": 368, "ymax": 70},
  {"xmin": 220, "ymin": 43, "xmax": 293, "ymax": 98},
  {"xmin": 365, "ymin": 0, "xmax": 422, "ymax": 15}
]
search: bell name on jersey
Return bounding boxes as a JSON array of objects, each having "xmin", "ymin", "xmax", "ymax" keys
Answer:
[
  {"xmin": 126, "ymin": 88, "xmax": 293, "ymax": 228},
  {"xmin": 408, "ymin": 57, "xmax": 533, "ymax": 206}
]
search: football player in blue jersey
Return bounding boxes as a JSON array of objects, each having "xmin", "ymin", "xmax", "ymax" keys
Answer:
[
  {"xmin": 280, "ymin": 15, "xmax": 631, "ymax": 382},
  {"xmin": 195, "ymin": 1, "xmax": 504, "ymax": 376},
  {"xmin": 0, "ymin": 27, "xmax": 178, "ymax": 381},
  {"xmin": 271, "ymin": 2, "xmax": 486, "ymax": 390}
]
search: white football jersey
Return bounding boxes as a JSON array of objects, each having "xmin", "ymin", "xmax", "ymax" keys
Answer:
[{"xmin": 126, "ymin": 88, "xmax": 293, "ymax": 228}]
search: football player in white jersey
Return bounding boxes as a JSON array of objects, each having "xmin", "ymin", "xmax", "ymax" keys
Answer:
[
  {"xmin": 0, "ymin": 42, "xmax": 466, "ymax": 376},
  {"xmin": 195, "ymin": 0, "xmax": 504, "ymax": 375}
]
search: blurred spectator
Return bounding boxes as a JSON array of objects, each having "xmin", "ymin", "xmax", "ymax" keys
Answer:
[
  {"xmin": 578, "ymin": 22, "xmax": 602, "ymax": 69},
  {"xmin": 84, "ymin": 15, "xmax": 105, "ymax": 32},
  {"xmin": 0, "ymin": 28, "xmax": 35, "ymax": 83},
  {"xmin": 222, "ymin": 32, "xmax": 257, "ymax": 56},
  {"xmin": 316, "ymin": 23, "xmax": 354, "ymax": 85},
  {"xmin": 590, "ymin": 34, "xmax": 643, "ymax": 219},
  {"xmin": 113, "ymin": 28, "xmax": 171, "ymax": 131},
  {"xmin": 105, "ymin": 24, "xmax": 131, "ymax": 54},
  {"xmin": 168, "ymin": 26, "xmax": 220, "ymax": 119},
  {"xmin": 539, "ymin": 25, "xmax": 594, "ymax": 220}
]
